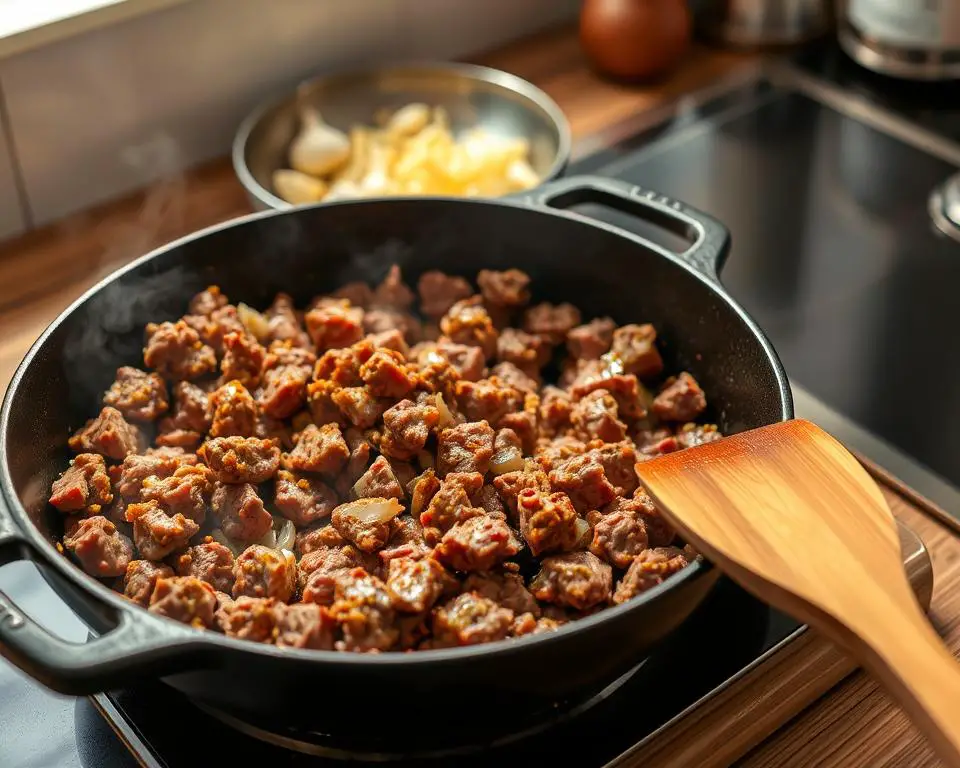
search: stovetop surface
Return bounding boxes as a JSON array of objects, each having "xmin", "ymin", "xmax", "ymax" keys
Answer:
[
  {"xmin": 1, "ymin": 40, "xmax": 958, "ymax": 768},
  {"xmin": 576, "ymin": 48, "xmax": 960, "ymax": 501},
  {"xmin": 792, "ymin": 40, "xmax": 960, "ymax": 135}
]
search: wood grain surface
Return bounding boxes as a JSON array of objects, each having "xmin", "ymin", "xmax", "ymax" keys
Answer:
[
  {"xmin": 621, "ymin": 502, "xmax": 933, "ymax": 768},
  {"xmin": 637, "ymin": 420, "xmax": 960, "ymax": 767},
  {"xmin": 0, "ymin": 22, "xmax": 956, "ymax": 767}
]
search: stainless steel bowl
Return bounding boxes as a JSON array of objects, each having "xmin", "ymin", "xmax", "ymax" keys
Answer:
[{"xmin": 232, "ymin": 62, "xmax": 572, "ymax": 211}]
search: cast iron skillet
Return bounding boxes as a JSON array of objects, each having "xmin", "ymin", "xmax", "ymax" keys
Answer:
[{"xmin": 0, "ymin": 176, "xmax": 792, "ymax": 732}]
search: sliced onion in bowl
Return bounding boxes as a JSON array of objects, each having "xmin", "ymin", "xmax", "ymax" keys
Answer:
[{"xmin": 338, "ymin": 497, "xmax": 404, "ymax": 524}]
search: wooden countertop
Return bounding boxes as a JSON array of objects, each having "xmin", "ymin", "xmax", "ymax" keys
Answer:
[{"xmin": 0, "ymin": 23, "xmax": 957, "ymax": 768}]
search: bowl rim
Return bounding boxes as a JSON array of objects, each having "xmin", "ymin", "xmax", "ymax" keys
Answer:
[{"xmin": 231, "ymin": 59, "xmax": 573, "ymax": 211}]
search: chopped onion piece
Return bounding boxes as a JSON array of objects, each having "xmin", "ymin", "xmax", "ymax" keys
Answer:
[
  {"xmin": 275, "ymin": 518, "xmax": 296, "ymax": 552},
  {"xmin": 210, "ymin": 529, "xmax": 241, "ymax": 556},
  {"xmin": 409, "ymin": 471, "xmax": 436, "ymax": 517},
  {"xmin": 434, "ymin": 393, "xmax": 455, "ymax": 428},
  {"xmin": 490, "ymin": 447, "xmax": 524, "ymax": 475},
  {"xmin": 255, "ymin": 526, "xmax": 277, "ymax": 550},
  {"xmin": 352, "ymin": 462, "xmax": 400, "ymax": 502},
  {"xmin": 599, "ymin": 352, "xmax": 625, "ymax": 377},
  {"xmin": 237, "ymin": 303, "xmax": 270, "ymax": 342},
  {"xmin": 338, "ymin": 497, "xmax": 404, "ymax": 525},
  {"xmin": 574, "ymin": 517, "xmax": 592, "ymax": 549},
  {"xmin": 411, "ymin": 495, "xmax": 426, "ymax": 519}
]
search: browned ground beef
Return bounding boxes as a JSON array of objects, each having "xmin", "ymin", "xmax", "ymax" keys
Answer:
[
  {"xmin": 139, "ymin": 465, "xmax": 212, "ymax": 524},
  {"xmin": 143, "ymin": 320, "xmax": 217, "ymax": 380},
  {"xmin": 233, "ymin": 545, "xmax": 297, "ymax": 601},
  {"xmin": 432, "ymin": 592, "xmax": 514, "ymax": 647},
  {"xmin": 123, "ymin": 559, "xmax": 175, "ymax": 606},
  {"xmin": 275, "ymin": 602, "xmax": 335, "ymax": 649},
  {"xmin": 216, "ymin": 595, "xmax": 278, "ymax": 641},
  {"xmin": 63, "ymin": 516, "xmax": 133, "ymax": 577},
  {"xmin": 176, "ymin": 539, "xmax": 235, "ymax": 593},
  {"xmin": 417, "ymin": 270, "xmax": 472, "ymax": 318},
  {"xmin": 50, "ymin": 454, "xmax": 113, "ymax": 513},
  {"xmin": 68, "ymin": 407, "xmax": 144, "ymax": 460},
  {"xmin": 103, "ymin": 366, "xmax": 170, "ymax": 422},
  {"xmin": 113, "ymin": 450, "xmax": 196, "ymax": 501},
  {"xmin": 198, "ymin": 436, "xmax": 280, "ymax": 483},
  {"xmin": 149, "ymin": 576, "xmax": 217, "ymax": 627},
  {"xmin": 274, "ymin": 470, "xmax": 337, "ymax": 526},
  {"xmin": 125, "ymin": 500, "xmax": 199, "ymax": 560},
  {"xmin": 211, "ymin": 482, "xmax": 272, "ymax": 543},
  {"xmin": 51, "ymin": 266, "xmax": 718, "ymax": 652}
]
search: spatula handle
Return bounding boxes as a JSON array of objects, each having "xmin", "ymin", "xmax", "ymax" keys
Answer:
[{"xmin": 853, "ymin": 596, "xmax": 960, "ymax": 767}]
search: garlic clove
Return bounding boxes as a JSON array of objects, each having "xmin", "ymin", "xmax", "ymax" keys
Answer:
[
  {"xmin": 272, "ymin": 169, "xmax": 328, "ymax": 206},
  {"xmin": 386, "ymin": 103, "xmax": 430, "ymax": 138},
  {"xmin": 324, "ymin": 179, "xmax": 365, "ymax": 202},
  {"xmin": 289, "ymin": 107, "xmax": 351, "ymax": 177}
]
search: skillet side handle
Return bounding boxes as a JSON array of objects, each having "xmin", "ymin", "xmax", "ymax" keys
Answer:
[
  {"xmin": 521, "ymin": 175, "xmax": 731, "ymax": 283},
  {"xmin": 0, "ymin": 500, "xmax": 211, "ymax": 696}
]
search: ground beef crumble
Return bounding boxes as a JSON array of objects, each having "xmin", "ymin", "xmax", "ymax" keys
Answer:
[{"xmin": 51, "ymin": 268, "xmax": 712, "ymax": 652}]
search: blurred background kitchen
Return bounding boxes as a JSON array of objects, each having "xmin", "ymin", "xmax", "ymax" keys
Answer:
[
  {"xmin": 0, "ymin": 0, "xmax": 955, "ymax": 234},
  {"xmin": 1, "ymin": 1, "xmax": 960, "ymax": 766}
]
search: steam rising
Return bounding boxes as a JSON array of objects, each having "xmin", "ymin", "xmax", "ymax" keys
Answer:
[{"xmin": 63, "ymin": 132, "xmax": 192, "ymax": 414}]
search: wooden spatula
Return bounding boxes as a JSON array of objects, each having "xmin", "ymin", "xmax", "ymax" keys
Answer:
[{"xmin": 634, "ymin": 418, "xmax": 960, "ymax": 767}]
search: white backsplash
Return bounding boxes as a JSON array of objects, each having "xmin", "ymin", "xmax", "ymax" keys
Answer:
[
  {"xmin": 0, "ymin": 0, "xmax": 580, "ymax": 229},
  {"xmin": 0, "ymin": 114, "xmax": 25, "ymax": 239}
]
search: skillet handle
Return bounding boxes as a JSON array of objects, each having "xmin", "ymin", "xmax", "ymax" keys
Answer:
[
  {"xmin": 521, "ymin": 175, "xmax": 730, "ymax": 283},
  {"xmin": 0, "ymin": 500, "xmax": 211, "ymax": 696}
]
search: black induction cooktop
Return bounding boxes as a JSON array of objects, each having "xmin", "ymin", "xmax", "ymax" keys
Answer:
[
  {"xmin": 1, "ymin": 40, "xmax": 959, "ymax": 768},
  {"xmin": 573, "ymin": 51, "xmax": 960, "ymax": 517}
]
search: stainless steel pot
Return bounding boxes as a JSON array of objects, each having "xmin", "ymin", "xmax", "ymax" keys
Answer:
[
  {"xmin": 840, "ymin": 0, "xmax": 960, "ymax": 80},
  {"xmin": 695, "ymin": 0, "xmax": 835, "ymax": 48}
]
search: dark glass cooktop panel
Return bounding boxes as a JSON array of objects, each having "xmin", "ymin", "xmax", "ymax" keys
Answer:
[
  {"xmin": 792, "ymin": 40, "xmax": 960, "ymax": 138},
  {"xmin": 575, "ymin": 81, "xmax": 960, "ymax": 491}
]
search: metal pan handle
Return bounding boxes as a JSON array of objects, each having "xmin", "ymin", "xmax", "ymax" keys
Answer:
[
  {"xmin": 519, "ymin": 175, "xmax": 731, "ymax": 284},
  {"xmin": 0, "ymin": 495, "xmax": 211, "ymax": 695}
]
